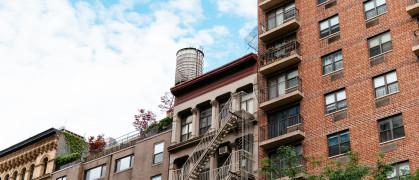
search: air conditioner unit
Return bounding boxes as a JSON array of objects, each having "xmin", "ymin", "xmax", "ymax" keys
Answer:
[{"xmin": 219, "ymin": 146, "xmax": 230, "ymax": 155}]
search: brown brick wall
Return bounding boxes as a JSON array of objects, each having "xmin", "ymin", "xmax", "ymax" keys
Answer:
[{"xmin": 258, "ymin": 0, "xmax": 419, "ymax": 176}]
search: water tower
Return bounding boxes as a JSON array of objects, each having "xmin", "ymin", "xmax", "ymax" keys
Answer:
[{"xmin": 175, "ymin": 47, "xmax": 204, "ymax": 85}]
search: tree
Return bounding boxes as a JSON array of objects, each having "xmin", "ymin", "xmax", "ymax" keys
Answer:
[
  {"xmin": 88, "ymin": 135, "xmax": 106, "ymax": 153},
  {"xmin": 260, "ymin": 146, "xmax": 303, "ymax": 180},
  {"xmin": 133, "ymin": 109, "xmax": 157, "ymax": 133},
  {"xmin": 158, "ymin": 92, "xmax": 174, "ymax": 115}
]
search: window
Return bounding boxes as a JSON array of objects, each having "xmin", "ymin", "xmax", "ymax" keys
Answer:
[
  {"xmin": 364, "ymin": 0, "xmax": 387, "ymax": 20},
  {"xmin": 29, "ymin": 165, "xmax": 34, "ymax": 180},
  {"xmin": 84, "ymin": 164, "xmax": 106, "ymax": 180},
  {"xmin": 115, "ymin": 155, "xmax": 134, "ymax": 172},
  {"xmin": 12, "ymin": 172, "xmax": 17, "ymax": 180},
  {"xmin": 368, "ymin": 31, "xmax": 392, "ymax": 57},
  {"xmin": 181, "ymin": 115, "xmax": 192, "ymax": 142},
  {"xmin": 268, "ymin": 69, "xmax": 299, "ymax": 100},
  {"xmin": 267, "ymin": 33, "xmax": 296, "ymax": 49},
  {"xmin": 151, "ymin": 175, "xmax": 162, "ymax": 180},
  {"xmin": 241, "ymin": 92, "xmax": 254, "ymax": 113},
  {"xmin": 266, "ymin": 2, "xmax": 295, "ymax": 30},
  {"xmin": 320, "ymin": 15, "xmax": 339, "ymax": 38},
  {"xmin": 373, "ymin": 71, "xmax": 398, "ymax": 98},
  {"xmin": 268, "ymin": 105, "xmax": 301, "ymax": 139},
  {"xmin": 56, "ymin": 176, "xmax": 66, "ymax": 180},
  {"xmin": 153, "ymin": 142, "xmax": 164, "ymax": 164},
  {"xmin": 43, "ymin": 158, "xmax": 48, "ymax": 175},
  {"xmin": 378, "ymin": 114, "xmax": 405, "ymax": 143},
  {"xmin": 322, "ymin": 50, "xmax": 343, "ymax": 75},
  {"xmin": 5, "ymin": 175, "xmax": 9, "ymax": 180},
  {"xmin": 318, "ymin": 0, "xmax": 330, "ymax": 5},
  {"xmin": 328, "ymin": 131, "xmax": 351, "ymax": 157},
  {"xmin": 199, "ymin": 108, "xmax": 212, "ymax": 135},
  {"xmin": 325, "ymin": 89, "xmax": 347, "ymax": 114},
  {"xmin": 388, "ymin": 161, "xmax": 410, "ymax": 180},
  {"xmin": 21, "ymin": 168, "xmax": 26, "ymax": 180}
]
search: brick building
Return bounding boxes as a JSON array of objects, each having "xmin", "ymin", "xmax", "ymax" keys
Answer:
[{"xmin": 257, "ymin": 0, "xmax": 419, "ymax": 179}]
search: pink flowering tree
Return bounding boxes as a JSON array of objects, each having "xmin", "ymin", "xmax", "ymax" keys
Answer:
[{"xmin": 133, "ymin": 109, "xmax": 157, "ymax": 133}]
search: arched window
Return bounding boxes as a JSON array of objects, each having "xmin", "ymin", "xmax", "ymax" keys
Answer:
[
  {"xmin": 21, "ymin": 168, "xmax": 26, "ymax": 180},
  {"xmin": 13, "ymin": 172, "xmax": 17, "ymax": 180},
  {"xmin": 5, "ymin": 174, "xmax": 9, "ymax": 180},
  {"xmin": 43, "ymin": 158, "xmax": 48, "ymax": 175},
  {"xmin": 29, "ymin": 164, "xmax": 35, "ymax": 180}
]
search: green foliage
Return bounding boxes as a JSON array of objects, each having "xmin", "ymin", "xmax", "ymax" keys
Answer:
[
  {"xmin": 56, "ymin": 153, "xmax": 81, "ymax": 165},
  {"xmin": 372, "ymin": 152, "xmax": 394, "ymax": 180},
  {"xmin": 62, "ymin": 131, "xmax": 88, "ymax": 154},
  {"xmin": 259, "ymin": 146, "xmax": 303, "ymax": 180},
  {"xmin": 145, "ymin": 116, "xmax": 173, "ymax": 132}
]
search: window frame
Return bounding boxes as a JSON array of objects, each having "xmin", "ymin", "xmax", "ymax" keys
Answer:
[
  {"xmin": 84, "ymin": 164, "xmax": 106, "ymax": 180},
  {"xmin": 153, "ymin": 141, "xmax": 164, "ymax": 164},
  {"xmin": 363, "ymin": 0, "xmax": 387, "ymax": 20},
  {"xmin": 317, "ymin": 0, "xmax": 332, "ymax": 5},
  {"xmin": 180, "ymin": 115, "xmax": 192, "ymax": 142},
  {"xmin": 328, "ymin": 130, "xmax": 351, "ymax": 157},
  {"xmin": 378, "ymin": 114, "xmax": 405, "ymax": 143},
  {"xmin": 29, "ymin": 165, "xmax": 34, "ymax": 180},
  {"xmin": 267, "ymin": 69, "xmax": 299, "ymax": 100},
  {"xmin": 151, "ymin": 175, "xmax": 162, "ymax": 180},
  {"xmin": 42, "ymin": 158, "xmax": 48, "ymax": 175},
  {"xmin": 115, "ymin": 155, "xmax": 134, "ymax": 173},
  {"xmin": 56, "ymin": 176, "xmax": 66, "ymax": 180},
  {"xmin": 319, "ymin": 15, "xmax": 340, "ymax": 39},
  {"xmin": 324, "ymin": 89, "xmax": 347, "ymax": 115},
  {"xmin": 20, "ymin": 168, "xmax": 26, "ymax": 180},
  {"xmin": 368, "ymin": 31, "xmax": 392, "ymax": 58},
  {"xmin": 322, "ymin": 50, "xmax": 343, "ymax": 75},
  {"xmin": 388, "ymin": 161, "xmax": 410, "ymax": 180},
  {"xmin": 199, "ymin": 108, "xmax": 212, "ymax": 135},
  {"xmin": 373, "ymin": 70, "xmax": 398, "ymax": 99}
]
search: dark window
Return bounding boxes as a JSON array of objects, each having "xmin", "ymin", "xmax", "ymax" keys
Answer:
[
  {"xmin": 199, "ymin": 108, "xmax": 212, "ymax": 135},
  {"xmin": 21, "ymin": 168, "xmax": 26, "ymax": 180},
  {"xmin": 85, "ymin": 164, "xmax": 106, "ymax": 180},
  {"xmin": 181, "ymin": 115, "xmax": 192, "ymax": 142},
  {"xmin": 13, "ymin": 172, "xmax": 17, "ymax": 180},
  {"xmin": 153, "ymin": 142, "xmax": 164, "ymax": 164},
  {"xmin": 5, "ymin": 175, "xmax": 9, "ymax": 180},
  {"xmin": 378, "ymin": 114, "xmax": 405, "ymax": 143},
  {"xmin": 322, "ymin": 50, "xmax": 343, "ymax": 75},
  {"xmin": 368, "ymin": 31, "xmax": 392, "ymax": 57},
  {"xmin": 318, "ymin": 0, "xmax": 331, "ymax": 5},
  {"xmin": 268, "ymin": 144, "xmax": 303, "ymax": 178},
  {"xmin": 325, "ymin": 89, "xmax": 347, "ymax": 114},
  {"xmin": 115, "ymin": 155, "xmax": 134, "ymax": 172},
  {"xmin": 151, "ymin": 175, "xmax": 162, "ymax": 180},
  {"xmin": 266, "ymin": 2, "xmax": 296, "ymax": 31},
  {"xmin": 373, "ymin": 71, "xmax": 398, "ymax": 98},
  {"xmin": 388, "ymin": 161, "xmax": 410, "ymax": 180},
  {"xmin": 268, "ymin": 69, "xmax": 299, "ymax": 100},
  {"xmin": 43, "ymin": 158, "xmax": 48, "ymax": 175},
  {"xmin": 29, "ymin": 165, "xmax": 34, "ymax": 180},
  {"xmin": 57, "ymin": 176, "xmax": 66, "ymax": 180},
  {"xmin": 320, "ymin": 15, "xmax": 339, "ymax": 38},
  {"xmin": 268, "ymin": 106, "xmax": 301, "ymax": 139},
  {"xmin": 364, "ymin": 0, "xmax": 387, "ymax": 20},
  {"xmin": 328, "ymin": 131, "xmax": 351, "ymax": 157}
]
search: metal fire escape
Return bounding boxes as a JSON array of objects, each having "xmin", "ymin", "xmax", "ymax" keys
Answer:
[{"xmin": 174, "ymin": 91, "xmax": 256, "ymax": 180}]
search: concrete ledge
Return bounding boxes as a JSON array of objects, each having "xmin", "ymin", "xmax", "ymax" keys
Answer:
[
  {"xmin": 260, "ymin": 19, "xmax": 300, "ymax": 42},
  {"xmin": 259, "ymin": 54, "xmax": 302, "ymax": 76},
  {"xmin": 259, "ymin": 90, "xmax": 304, "ymax": 111},
  {"xmin": 259, "ymin": 0, "xmax": 287, "ymax": 11},
  {"xmin": 412, "ymin": 45, "xmax": 419, "ymax": 56},
  {"xmin": 407, "ymin": 3, "xmax": 419, "ymax": 16},
  {"xmin": 260, "ymin": 130, "xmax": 305, "ymax": 149}
]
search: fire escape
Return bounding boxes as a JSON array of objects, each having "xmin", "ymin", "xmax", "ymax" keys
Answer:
[{"xmin": 173, "ymin": 92, "xmax": 256, "ymax": 180}]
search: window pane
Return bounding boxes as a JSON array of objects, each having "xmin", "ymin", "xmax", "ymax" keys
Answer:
[
  {"xmin": 388, "ymin": 166, "xmax": 397, "ymax": 179},
  {"xmin": 374, "ymin": 76, "xmax": 385, "ymax": 88},
  {"xmin": 340, "ymin": 133, "xmax": 350, "ymax": 142},
  {"xmin": 393, "ymin": 127, "xmax": 405, "ymax": 139},
  {"xmin": 328, "ymin": 136, "xmax": 338, "ymax": 146},
  {"xmin": 323, "ymin": 55, "xmax": 332, "ymax": 65},
  {"xmin": 154, "ymin": 153, "xmax": 163, "ymax": 164},
  {"xmin": 379, "ymin": 120, "xmax": 391, "ymax": 131},
  {"xmin": 118, "ymin": 156, "xmax": 131, "ymax": 171},
  {"xmin": 325, "ymin": 94, "xmax": 335, "ymax": 104},
  {"xmin": 380, "ymin": 131, "xmax": 391, "ymax": 142},
  {"xmin": 181, "ymin": 126, "xmax": 187, "ymax": 135},
  {"xmin": 335, "ymin": 60, "xmax": 343, "ymax": 71},
  {"xmin": 326, "ymin": 104, "xmax": 336, "ymax": 114},
  {"xmin": 341, "ymin": 141, "xmax": 351, "ymax": 153},
  {"xmin": 375, "ymin": 86, "xmax": 387, "ymax": 98},
  {"xmin": 337, "ymin": 100, "xmax": 347, "ymax": 110},
  {"xmin": 186, "ymin": 115, "xmax": 192, "ymax": 123},
  {"xmin": 151, "ymin": 175, "xmax": 162, "ymax": 180},
  {"xmin": 377, "ymin": 4, "xmax": 387, "ymax": 15},
  {"xmin": 386, "ymin": 71, "xmax": 397, "ymax": 83},
  {"xmin": 376, "ymin": 0, "xmax": 386, "ymax": 6},
  {"xmin": 329, "ymin": 145, "xmax": 339, "ymax": 157},
  {"xmin": 336, "ymin": 90, "xmax": 346, "ymax": 101},
  {"xmin": 398, "ymin": 162, "xmax": 410, "ymax": 176},
  {"xmin": 188, "ymin": 124, "xmax": 192, "ymax": 133},
  {"xmin": 388, "ymin": 82, "xmax": 398, "ymax": 94},
  {"xmin": 320, "ymin": 21, "xmax": 329, "ymax": 31},
  {"xmin": 364, "ymin": 1, "xmax": 374, "ymax": 11},
  {"xmin": 334, "ymin": 51, "xmax": 342, "ymax": 61},
  {"xmin": 392, "ymin": 115, "xmax": 403, "ymax": 128},
  {"xmin": 381, "ymin": 32, "xmax": 391, "ymax": 43},
  {"xmin": 324, "ymin": 64, "xmax": 333, "ymax": 74},
  {"xmin": 369, "ymin": 38, "xmax": 379, "ymax": 48},
  {"xmin": 321, "ymin": 30, "xmax": 330, "ymax": 38},
  {"xmin": 288, "ymin": 69, "xmax": 298, "ymax": 79},
  {"xmin": 330, "ymin": 16, "xmax": 339, "ymax": 26},
  {"xmin": 330, "ymin": 25, "xmax": 340, "ymax": 34},
  {"xmin": 382, "ymin": 42, "xmax": 392, "ymax": 53},
  {"xmin": 248, "ymin": 99, "xmax": 254, "ymax": 113},
  {"xmin": 154, "ymin": 142, "xmax": 164, "ymax": 154},
  {"xmin": 366, "ymin": 9, "xmax": 376, "ymax": 20}
]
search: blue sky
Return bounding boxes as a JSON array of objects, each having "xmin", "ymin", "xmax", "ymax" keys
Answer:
[{"xmin": 0, "ymin": 0, "xmax": 256, "ymax": 150}]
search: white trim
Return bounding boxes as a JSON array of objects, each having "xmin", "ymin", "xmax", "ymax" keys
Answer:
[
  {"xmin": 364, "ymin": 10, "xmax": 387, "ymax": 22},
  {"xmin": 322, "ymin": 68, "xmax": 344, "ymax": 77},
  {"xmin": 369, "ymin": 49, "xmax": 393, "ymax": 60},
  {"xmin": 374, "ymin": 91, "xmax": 399, "ymax": 100},
  {"xmin": 325, "ymin": 108, "xmax": 347, "ymax": 117},
  {"xmin": 320, "ymin": 31, "xmax": 340, "ymax": 41},
  {"xmin": 380, "ymin": 137, "xmax": 405, "ymax": 145},
  {"xmin": 328, "ymin": 153, "xmax": 348, "ymax": 159}
]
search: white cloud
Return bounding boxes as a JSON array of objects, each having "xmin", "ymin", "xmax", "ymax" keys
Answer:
[
  {"xmin": 215, "ymin": 0, "xmax": 256, "ymax": 18},
  {"xmin": 0, "ymin": 0, "xmax": 232, "ymax": 150}
]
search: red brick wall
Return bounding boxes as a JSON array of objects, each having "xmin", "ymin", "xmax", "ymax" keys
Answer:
[{"xmin": 258, "ymin": 0, "xmax": 419, "ymax": 176}]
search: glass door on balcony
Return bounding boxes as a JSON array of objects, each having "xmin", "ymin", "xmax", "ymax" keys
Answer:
[
  {"xmin": 267, "ymin": 69, "xmax": 298, "ymax": 100},
  {"xmin": 268, "ymin": 105, "xmax": 300, "ymax": 139},
  {"xmin": 267, "ymin": 2, "xmax": 295, "ymax": 30}
]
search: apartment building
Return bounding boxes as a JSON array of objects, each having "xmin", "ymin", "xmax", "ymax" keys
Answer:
[
  {"xmin": 257, "ymin": 0, "xmax": 419, "ymax": 179},
  {"xmin": 168, "ymin": 53, "xmax": 259, "ymax": 180}
]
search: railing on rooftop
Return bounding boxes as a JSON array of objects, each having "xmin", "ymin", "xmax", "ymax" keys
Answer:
[
  {"xmin": 408, "ymin": 0, "xmax": 419, "ymax": 5},
  {"xmin": 259, "ymin": 41, "xmax": 300, "ymax": 67},
  {"xmin": 259, "ymin": 114, "xmax": 303, "ymax": 142},
  {"xmin": 259, "ymin": 77, "xmax": 302, "ymax": 103},
  {"xmin": 260, "ymin": 8, "xmax": 299, "ymax": 34}
]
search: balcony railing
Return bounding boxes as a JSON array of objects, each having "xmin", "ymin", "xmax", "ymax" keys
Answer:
[
  {"xmin": 261, "ymin": 155, "xmax": 305, "ymax": 180},
  {"xmin": 260, "ymin": 8, "xmax": 299, "ymax": 33},
  {"xmin": 408, "ymin": 0, "xmax": 419, "ymax": 5},
  {"xmin": 259, "ymin": 41, "xmax": 300, "ymax": 67},
  {"xmin": 259, "ymin": 77, "xmax": 302, "ymax": 103},
  {"xmin": 259, "ymin": 115, "xmax": 303, "ymax": 142}
]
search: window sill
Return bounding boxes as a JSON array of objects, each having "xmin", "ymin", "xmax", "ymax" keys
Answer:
[
  {"xmin": 152, "ymin": 162, "xmax": 163, "ymax": 167},
  {"xmin": 320, "ymin": 32, "xmax": 340, "ymax": 41},
  {"xmin": 114, "ymin": 167, "xmax": 133, "ymax": 175},
  {"xmin": 369, "ymin": 50, "xmax": 392, "ymax": 60},
  {"xmin": 328, "ymin": 153, "xmax": 348, "ymax": 159},
  {"xmin": 365, "ymin": 11, "xmax": 387, "ymax": 22},
  {"xmin": 323, "ymin": 69, "xmax": 344, "ymax": 77},
  {"xmin": 375, "ymin": 91, "xmax": 399, "ymax": 101},
  {"xmin": 317, "ymin": 0, "xmax": 333, "ymax": 7},
  {"xmin": 325, "ymin": 108, "xmax": 347, "ymax": 117},
  {"xmin": 380, "ymin": 137, "xmax": 405, "ymax": 145}
]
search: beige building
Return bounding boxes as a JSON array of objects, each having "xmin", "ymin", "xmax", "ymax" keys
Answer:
[{"xmin": 168, "ymin": 53, "xmax": 259, "ymax": 180}]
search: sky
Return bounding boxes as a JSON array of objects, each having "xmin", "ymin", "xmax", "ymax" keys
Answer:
[{"xmin": 0, "ymin": 0, "xmax": 257, "ymax": 150}]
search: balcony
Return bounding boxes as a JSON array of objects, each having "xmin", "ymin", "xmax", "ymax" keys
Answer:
[
  {"xmin": 407, "ymin": 0, "xmax": 419, "ymax": 16},
  {"xmin": 259, "ymin": 78, "xmax": 303, "ymax": 111},
  {"xmin": 413, "ymin": 30, "xmax": 419, "ymax": 56},
  {"xmin": 260, "ymin": 8, "xmax": 300, "ymax": 42},
  {"xmin": 259, "ymin": 0, "xmax": 288, "ymax": 11},
  {"xmin": 259, "ymin": 115, "xmax": 304, "ymax": 149},
  {"xmin": 259, "ymin": 42, "xmax": 301, "ymax": 75}
]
